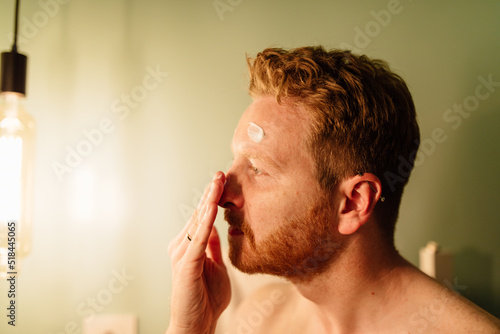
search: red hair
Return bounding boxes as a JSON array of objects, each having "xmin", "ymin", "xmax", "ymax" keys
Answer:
[{"xmin": 247, "ymin": 46, "xmax": 420, "ymax": 239}]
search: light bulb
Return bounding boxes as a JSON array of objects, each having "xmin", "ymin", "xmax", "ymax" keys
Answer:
[{"xmin": 0, "ymin": 91, "xmax": 35, "ymax": 278}]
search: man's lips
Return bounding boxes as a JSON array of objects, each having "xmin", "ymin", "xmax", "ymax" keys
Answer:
[{"xmin": 228, "ymin": 225, "xmax": 244, "ymax": 237}]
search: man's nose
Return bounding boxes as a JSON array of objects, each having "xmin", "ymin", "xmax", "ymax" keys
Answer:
[{"xmin": 218, "ymin": 171, "xmax": 244, "ymax": 209}]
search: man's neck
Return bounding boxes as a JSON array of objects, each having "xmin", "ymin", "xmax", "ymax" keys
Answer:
[{"xmin": 291, "ymin": 229, "xmax": 415, "ymax": 334}]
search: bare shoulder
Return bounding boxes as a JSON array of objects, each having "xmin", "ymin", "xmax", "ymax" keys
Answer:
[
  {"xmin": 432, "ymin": 284, "xmax": 500, "ymax": 333},
  {"xmin": 228, "ymin": 281, "xmax": 298, "ymax": 333},
  {"xmin": 403, "ymin": 271, "xmax": 500, "ymax": 333}
]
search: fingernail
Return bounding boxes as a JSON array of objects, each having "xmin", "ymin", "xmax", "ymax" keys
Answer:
[{"xmin": 213, "ymin": 171, "xmax": 224, "ymax": 181}]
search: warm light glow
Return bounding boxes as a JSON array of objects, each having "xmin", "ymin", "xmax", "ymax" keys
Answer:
[
  {"xmin": 0, "ymin": 92, "xmax": 35, "ymax": 278},
  {"xmin": 0, "ymin": 136, "xmax": 23, "ymax": 222},
  {"xmin": 1, "ymin": 0, "xmax": 34, "ymax": 279},
  {"xmin": 69, "ymin": 168, "xmax": 96, "ymax": 223}
]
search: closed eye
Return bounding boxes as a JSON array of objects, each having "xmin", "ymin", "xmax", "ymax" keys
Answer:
[
  {"xmin": 249, "ymin": 162, "xmax": 265, "ymax": 176},
  {"xmin": 251, "ymin": 165, "xmax": 262, "ymax": 174}
]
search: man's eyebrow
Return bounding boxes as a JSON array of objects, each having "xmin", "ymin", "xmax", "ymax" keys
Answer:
[{"xmin": 240, "ymin": 152, "xmax": 284, "ymax": 172}]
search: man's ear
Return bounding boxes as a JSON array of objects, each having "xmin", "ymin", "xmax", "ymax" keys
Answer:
[{"xmin": 336, "ymin": 173, "xmax": 382, "ymax": 235}]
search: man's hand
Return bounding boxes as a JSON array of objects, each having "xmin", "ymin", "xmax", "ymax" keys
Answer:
[{"xmin": 167, "ymin": 172, "xmax": 231, "ymax": 334}]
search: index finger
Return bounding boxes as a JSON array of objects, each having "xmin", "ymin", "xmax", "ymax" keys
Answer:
[
  {"xmin": 169, "ymin": 172, "xmax": 225, "ymax": 255},
  {"xmin": 185, "ymin": 173, "xmax": 225, "ymax": 258}
]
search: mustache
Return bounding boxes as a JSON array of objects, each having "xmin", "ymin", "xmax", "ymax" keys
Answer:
[
  {"xmin": 224, "ymin": 209, "xmax": 244, "ymax": 228},
  {"xmin": 224, "ymin": 209, "xmax": 256, "ymax": 247}
]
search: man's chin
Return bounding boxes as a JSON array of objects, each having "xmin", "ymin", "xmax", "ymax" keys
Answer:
[
  {"xmin": 228, "ymin": 239, "xmax": 248, "ymax": 271},
  {"xmin": 228, "ymin": 241, "xmax": 294, "ymax": 277},
  {"xmin": 228, "ymin": 240, "xmax": 263, "ymax": 274},
  {"xmin": 228, "ymin": 235, "xmax": 341, "ymax": 282}
]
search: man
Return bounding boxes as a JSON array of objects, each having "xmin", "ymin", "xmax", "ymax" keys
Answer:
[{"xmin": 167, "ymin": 47, "xmax": 500, "ymax": 333}]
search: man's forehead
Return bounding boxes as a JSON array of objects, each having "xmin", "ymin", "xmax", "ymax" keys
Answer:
[
  {"xmin": 231, "ymin": 97, "xmax": 312, "ymax": 162},
  {"xmin": 236, "ymin": 96, "xmax": 310, "ymax": 139}
]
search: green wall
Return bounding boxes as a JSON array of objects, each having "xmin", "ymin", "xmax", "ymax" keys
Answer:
[{"xmin": 0, "ymin": 0, "xmax": 499, "ymax": 333}]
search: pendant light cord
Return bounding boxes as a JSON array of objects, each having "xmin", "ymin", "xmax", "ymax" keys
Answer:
[
  {"xmin": 2, "ymin": 0, "xmax": 27, "ymax": 95},
  {"xmin": 12, "ymin": 0, "xmax": 20, "ymax": 53}
]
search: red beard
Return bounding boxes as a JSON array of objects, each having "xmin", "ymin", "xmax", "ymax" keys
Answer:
[{"xmin": 224, "ymin": 194, "xmax": 343, "ymax": 283}]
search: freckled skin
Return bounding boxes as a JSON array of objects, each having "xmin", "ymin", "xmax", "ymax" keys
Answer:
[{"xmin": 222, "ymin": 97, "xmax": 319, "ymax": 247}]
